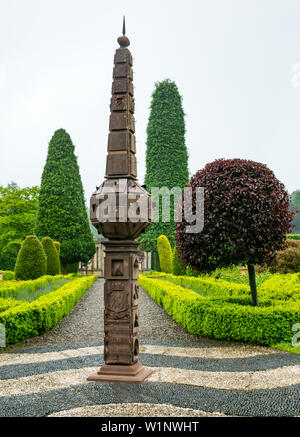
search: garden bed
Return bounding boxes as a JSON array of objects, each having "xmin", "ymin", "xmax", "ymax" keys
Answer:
[
  {"xmin": 0, "ymin": 277, "xmax": 74, "ymax": 302},
  {"xmin": 138, "ymin": 272, "xmax": 300, "ymax": 346},
  {"xmin": 0, "ymin": 274, "xmax": 98, "ymax": 345}
]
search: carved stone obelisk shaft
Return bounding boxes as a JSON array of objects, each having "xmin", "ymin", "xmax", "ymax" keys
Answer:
[{"xmin": 88, "ymin": 19, "xmax": 152, "ymax": 383}]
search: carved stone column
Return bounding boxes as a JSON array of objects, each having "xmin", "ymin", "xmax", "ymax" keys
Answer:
[{"xmin": 87, "ymin": 19, "xmax": 153, "ymax": 383}]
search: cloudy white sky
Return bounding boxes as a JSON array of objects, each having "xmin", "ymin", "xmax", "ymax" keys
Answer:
[{"xmin": 0, "ymin": 0, "xmax": 300, "ymax": 201}]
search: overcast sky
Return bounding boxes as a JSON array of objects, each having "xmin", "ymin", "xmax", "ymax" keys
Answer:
[{"xmin": 1, "ymin": 0, "xmax": 300, "ymax": 202}]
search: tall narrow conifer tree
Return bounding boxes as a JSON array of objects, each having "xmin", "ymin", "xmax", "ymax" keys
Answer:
[
  {"xmin": 139, "ymin": 79, "xmax": 189, "ymax": 258},
  {"xmin": 35, "ymin": 129, "xmax": 95, "ymax": 270}
]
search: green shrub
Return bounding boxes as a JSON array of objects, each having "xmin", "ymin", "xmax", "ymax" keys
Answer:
[
  {"xmin": 185, "ymin": 266, "xmax": 199, "ymax": 277},
  {"xmin": 2, "ymin": 271, "xmax": 15, "ymax": 281},
  {"xmin": 53, "ymin": 241, "xmax": 61, "ymax": 273},
  {"xmin": 14, "ymin": 235, "xmax": 47, "ymax": 281},
  {"xmin": 151, "ymin": 251, "xmax": 161, "ymax": 272},
  {"xmin": 63, "ymin": 262, "xmax": 79, "ymax": 274},
  {"xmin": 157, "ymin": 235, "xmax": 172, "ymax": 273},
  {"xmin": 206, "ymin": 265, "xmax": 272, "ymax": 287},
  {"xmin": 138, "ymin": 274, "xmax": 300, "ymax": 346},
  {"xmin": 0, "ymin": 297, "xmax": 25, "ymax": 314},
  {"xmin": 258, "ymin": 273, "xmax": 300, "ymax": 300},
  {"xmin": 287, "ymin": 234, "xmax": 300, "ymax": 240},
  {"xmin": 0, "ymin": 275, "xmax": 97, "ymax": 344},
  {"xmin": 53, "ymin": 241, "xmax": 61, "ymax": 255},
  {"xmin": 172, "ymin": 247, "xmax": 186, "ymax": 276},
  {"xmin": 34, "ymin": 129, "xmax": 96, "ymax": 267},
  {"xmin": 41, "ymin": 237, "xmax": 60, "ymax": 276},
  {"xmin": 267, "ymin": 240, "xmax": 300, "ymax": 273},
  {"xmin": 139, "ymin": 80, "xmax": 189, "ymax": 252}
]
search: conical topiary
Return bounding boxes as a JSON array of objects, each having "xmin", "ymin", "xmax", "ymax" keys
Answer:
[
  {"xmin": 157, "ymin": 234, "xmax": 172, "ymax": 273},
  {"xmin": 53, "ymin": 241, "xmax": 60, "ymax": 256},
  {"xmin": 139, "ymin": 79, "xmax": 189, "ymax": 253},
  {"xmin": 53, "ymin": 241, "xmax": 61, "ymax": 274},
  {"xmin": 34, "ymin": 129, "xmax": 96, "ymax": 271},
  {"xmin": 14, "ymin": 235, "xmax": 47, "ymax": 280},
  {"xmin": 41, "ymin": 237, "xmax": 60, "ymax": 276}
]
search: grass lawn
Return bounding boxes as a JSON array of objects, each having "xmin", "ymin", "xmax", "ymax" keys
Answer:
[{"xmin": 273, "ymin": 343, "xmax": 300, "ymax": 354}]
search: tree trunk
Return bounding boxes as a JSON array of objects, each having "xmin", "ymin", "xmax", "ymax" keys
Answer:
[
  {"xmin": 151, "ymin": 251, "xmax": 161, "ymax": 272},
  {"xmin": 61, "ymin": 262, "xmax": 79, "ymax": 275},
  {"xmin": 247, "ymin": 263, "xmax": 259, "ymax": 307}
]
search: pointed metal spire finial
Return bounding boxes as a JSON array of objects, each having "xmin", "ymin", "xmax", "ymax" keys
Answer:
[
  {"xmin": 122, "ymin": 15, "xmax": 126, "ymax": 36},
  {"xmin": 118, "ymin": 16, "xmax": 130, "ymax": 47}
]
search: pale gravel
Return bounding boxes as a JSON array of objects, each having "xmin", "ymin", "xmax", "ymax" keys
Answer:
[
  {"xmin": 1, "ymin": 278, "xmax": 298, "ymax": 418},
  {"xmin": 2, "ymin": 362, "xmax": 300, "ymax": 398},
  {"xmin": 48, "ymin": 403, "xmax": 228, "ymax": 417},
  {"xmin": 0, "ymin": 342, "xmax": 275, "ymax": 367}
]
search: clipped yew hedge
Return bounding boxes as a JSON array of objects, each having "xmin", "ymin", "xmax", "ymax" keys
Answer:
[
  {"xmin": 15, "ymin": 235, "xmax": 47, "ymax": 280},
  {"xmin": 2, "ymin": 271, "xmax": 15, "ymax": 281},
  {"xmin": 138, "ymin": 273, "xmax": 300, "ymax": 346},
  {"xmin": 41, "ymin": 236, "xmax": 60, "ymax": 276},
  {"xmin": 0, "ymin": 275, "xmax": 97, "ymax": 344},
  {"xmin": 0, "ymin": 298, "xmax": 24, "ymax": 314}
]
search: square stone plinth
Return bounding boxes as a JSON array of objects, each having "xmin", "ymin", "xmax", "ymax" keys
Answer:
[{"xmin": 87, "ymin": 362, "xmax": 153, "ymax": 383}]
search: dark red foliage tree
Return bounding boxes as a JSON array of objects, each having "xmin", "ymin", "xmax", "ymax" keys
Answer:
[{"xmin": 175, "ymin": 158, "xmax": 295, "ymax": 306}]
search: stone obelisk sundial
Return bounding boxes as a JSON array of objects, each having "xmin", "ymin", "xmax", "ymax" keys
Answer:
[{"xmin": 88, "ymin": 18, "xmax": 153, "ymax": 383}]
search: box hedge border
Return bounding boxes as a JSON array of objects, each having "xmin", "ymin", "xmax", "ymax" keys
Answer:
[
  {"xmin": 287, "ymin": 234, "xmax": 300, "ymax": 240},
  {"xmin": 0, "ymin": 275, "xmax": 98, "ymax": 344},
  {"xmin": 1, "ymin": 271, "xmax": 15, "ymax": 281},
  {"xmin": 147, "ymin": 271, "xmax": 300, "ymax": 301},
  {"xmin": 0, "ymin": 274, "xmax": 68, "ymax": 299},
  {"xmin": 138, "ymin": 274, "xmax": 300, "ymax": 346}
]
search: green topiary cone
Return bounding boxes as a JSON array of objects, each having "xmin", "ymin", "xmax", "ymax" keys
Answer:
[
  {"xmin": 41, "ymin": 237, "xmax": 60, "ymax": 276},
  {"xmin": 34, "ymin": 129, "xmax": 96, "ymax": 268},
  {"xmin": 53, "ymin": 241, "xmax": 61, "ymax": 274},
  {"xmin": 157, "ymin": 234, "xmax": 172, "ymax": 273},
  {"xmin": 15, "ymin": 235, "xmax": 47, "ymax": 280}
]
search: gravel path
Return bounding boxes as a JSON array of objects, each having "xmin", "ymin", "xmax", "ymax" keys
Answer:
[
  {"xmin": 1, "ymin": 278, "xmax": 273, "ymax": 351},
  {"xmin": 3, "ymin": 278, "xmax": 235, "ymax": 350},
  {"xmin": 0, "ymin": 278, "xmax": 299, "ymax": 417}
]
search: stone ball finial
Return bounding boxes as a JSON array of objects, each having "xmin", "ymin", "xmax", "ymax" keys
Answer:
[
  {"xmin": 118, "ymin": 16, "xmax": 130, "ymax": 47},
  {"xmin": 118, "ymin": 35, "xmax": 130, "ymax": 47}
]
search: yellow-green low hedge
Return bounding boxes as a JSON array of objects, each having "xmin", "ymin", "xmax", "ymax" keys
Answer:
[
  {"xmin": 138, "ymin": 274, "xmax": 300, "ymax": 346},
  {"xmin": 287, "ymin": 234, "xmax": 300, "ymax": 240},
  {"xmin": 0, "ymin": 274, "xmax": 69, "ymax": 299},
  {"xmin": 0, "ymin": 275, "xmax": 98, "ymax": 344},
  {"xmin": 147, "ymin": 271, "xmax": 300, "ymax": 300},
  {"xmin": 0, "ymin": 297, "xmax": 24, "ymax": 314},
  {"xmin": 156, "ymin": 272, "xmax": 250, "ymax": 297},
  {"xmin": 259, "ymin": 273, "xmax": 300, "ymax": 300}
]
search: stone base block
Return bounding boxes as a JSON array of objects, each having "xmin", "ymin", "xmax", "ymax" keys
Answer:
[{"xmin": 87, "ymin": 362, "xmax": 153, "ymax": 383}]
